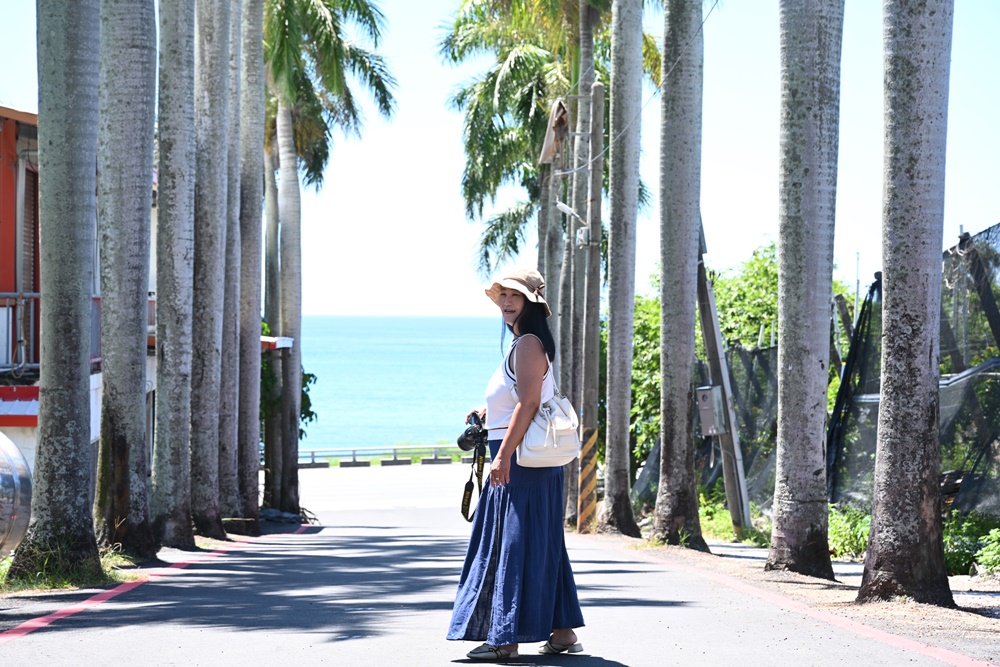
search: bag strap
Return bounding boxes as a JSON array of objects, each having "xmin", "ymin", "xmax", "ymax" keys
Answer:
[{"xmin": 461, "ymin": 438, "xmax": 488, "ymax": 522}]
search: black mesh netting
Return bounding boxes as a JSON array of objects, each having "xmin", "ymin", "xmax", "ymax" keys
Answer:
[
  {"xmin": 631, "ymin": 346, "xmax": 780, "ymax": 513},
  {"xmin": 828, "ymin": 225, "xmax": 1000, "ymax": 516},
  {"xmin": 633, "ymin": 223, "xmax": 1000, "ymax": 521}
]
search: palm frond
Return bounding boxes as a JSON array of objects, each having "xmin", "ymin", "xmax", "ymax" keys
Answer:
[
  {"xmin": 341, "ymin": 43, "xmax": 396, "ymax": 117},
  {"xmin": 477, "ymin": 200, "xmax": 536, "ymax": 276},
  {"xmin": 643, "ymin": 31, "xmax": 662, "ymax": 87},
  {"xmin": 264, "ymin": 0, "xmax": 306, "ymax": 103},
  {"xmin": 337, "ymin": 0, "xmax": 387, "ymax": 46}
]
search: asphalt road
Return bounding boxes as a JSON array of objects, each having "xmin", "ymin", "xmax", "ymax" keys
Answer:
[{"xmin": 0, "ymin": 464, "xmax": 996, "ymax": 666}]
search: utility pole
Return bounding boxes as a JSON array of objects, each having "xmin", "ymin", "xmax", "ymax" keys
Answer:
[
  {"xmin": 696, "ymin": 236, "xmax": 751, "ymax": 534},
  {"xmin": 578, "ymin": 81, "xmax": 604, "ymax": 534}
]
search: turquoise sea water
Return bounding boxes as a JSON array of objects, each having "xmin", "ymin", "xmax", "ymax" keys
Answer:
[{"xmin": 298, "ymin": 316, "xmax": 509, "ymax": 453}]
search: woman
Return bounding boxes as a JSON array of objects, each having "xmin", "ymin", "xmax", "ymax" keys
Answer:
[{"xmin": 447, "ymin": 268, "xmax": 585, "ymax": 661}]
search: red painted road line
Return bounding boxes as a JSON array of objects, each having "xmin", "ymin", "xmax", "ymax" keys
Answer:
[
  {"xmin": 640, "ymin": 551, "xmax": 998, "ymax": 667},
  {"xmin": 0, "ymin": 525, "xmax": 312, "ymax": 646}
]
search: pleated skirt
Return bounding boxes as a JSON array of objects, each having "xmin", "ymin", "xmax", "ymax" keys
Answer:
[{"xmin": 447, "ymin": 439, "xmax": 585, "ymax": 646}]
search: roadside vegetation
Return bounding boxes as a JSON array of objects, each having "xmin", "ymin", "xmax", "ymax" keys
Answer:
[
  {"xmin": 697, "ymin": 480, "xmax": 770, "ymax": 548},
  {"xmin": 1, "ymin": 546, "xmax": 142, "ymax": 594},
  {"xmin": 694, "ymin": 495, "xmax": 1000, "ymax": 578},
  {"xmin": 825, "ymin": 505, "xmax": 1000, "ymax": 576},
  {"xmin": 620, "ymin": 242, "xmax": 1000, "ymax": 579}
]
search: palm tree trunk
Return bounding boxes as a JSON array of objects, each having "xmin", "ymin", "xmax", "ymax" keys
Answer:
[
  {"xmin": 263, "ymin": 145, "xmax": 283, "ymax": 508},
  {"xmin": 557, "ymin": 144, "xmax": 575, "ymax": 520},
  {"xmin": 564, "ymin": 0, "xmax": 599, "ymax": 527},
  {"xmin": 276, "ymin": 101, "xmax": 301, "ymax": 515},
  {"xmin": 766, "ymin": 0, "xmax": 843, "ymax": 579},
  {"xmin": 578, "ymin": 80, "xmax": 605, "ymax": 535},
  {"xmin": 93, "ymin": 0, "xmax": 158, "ymax": 559},
  {"xmin": 536, "ymin": 168, "xmax": 551, "ymax": 277},
  {"xmin": 544, "ymin": 162, "xmax": 564, "ymax": 381},
  {"xmin": 652, "ymin": 0, "xmax": 709, "ymax": 552},
  {"xmin": 858, "ymin": 0, "xmax": 955, "ymax": 607},
  {"xmin": 597, "ymin": 0, "xmax": 642, "ymax": 538},
  {"xmin": 8, "ymin": 0, "xmax": 102, "ymax": 579},
  {"xmin": 238, "ymin": 0, "xmax": 265, "ymax": 527},
  {"xmin": 218, "ymin": 0, "xmax": 244, "ymax": 520},
  {"xmin": 190, "ymin": 0, "xmax": 231, "ymax": 539},
  {"xmin": 151, "ymin": 0, "xmax": 196, "ymax": 549}
]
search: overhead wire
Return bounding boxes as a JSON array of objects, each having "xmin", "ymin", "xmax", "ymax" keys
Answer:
[{"xmin": 554, "ymin": 0, "xmax": 720, "ymax": 177}]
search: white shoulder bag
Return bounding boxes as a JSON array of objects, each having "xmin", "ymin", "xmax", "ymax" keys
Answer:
[{"xmin": 509, "ymin": 340, "xmax": 581, "ymax": 468}]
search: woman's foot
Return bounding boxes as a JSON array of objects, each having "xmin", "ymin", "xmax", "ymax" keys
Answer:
[
  {"xmin": 467, "ymin": 643, "xmax": 519, "ymax": 661},
  {"xmin": 539, "ymin": 630, "xmax": 582, "ymax": 654}
]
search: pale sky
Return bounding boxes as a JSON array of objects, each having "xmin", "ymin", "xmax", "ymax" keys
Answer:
[{"xmin": 2, "ymin": 1, "xmax": 998, "ymax": 317}]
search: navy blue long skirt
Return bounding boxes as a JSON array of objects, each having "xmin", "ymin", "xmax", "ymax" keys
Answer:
[{"xmin": 447, "ymin": 439, "xmax": 585, "ymax": 646}]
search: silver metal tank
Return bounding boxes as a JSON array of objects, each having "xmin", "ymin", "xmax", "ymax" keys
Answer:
[{"xmin": 0, "ymin": 433, "xmax": 32, "ymax": 557}]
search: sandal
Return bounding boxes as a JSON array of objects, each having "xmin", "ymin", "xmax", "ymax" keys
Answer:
[
  {"xmin": 467, "ymin": 643, "xmax": 520, "ymax": 661},
  {"xmin": 539, "ymin": 639, "xmax": 584, "ymax": 654}
]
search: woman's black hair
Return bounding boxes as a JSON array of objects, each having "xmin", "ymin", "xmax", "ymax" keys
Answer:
[{"xmin": 505, "ymin": 300, "xmax": 556, "ymax": 361}]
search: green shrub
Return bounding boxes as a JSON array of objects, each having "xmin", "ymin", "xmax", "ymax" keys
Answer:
[
  {"xmin": 828, "ymin": 504, "xmax": 871, "ymax": 558},
  {"xmin": 699, "ymin": 482, "xmax": 738, "ymax": 543},
  {"xmin": 974, "ymin": 528, "xmax": 1000, "ymax": 574},
  {"xmin": 825, "ymin": 507, "xmax": 1000, "ymax": 572},
  {"xmin": 943, "ymin": 510, "xmax": 1000, "ymax": 575},
  {"xmin": 698, "ymin": 480, "xmax": 771, "ymax": 547}
]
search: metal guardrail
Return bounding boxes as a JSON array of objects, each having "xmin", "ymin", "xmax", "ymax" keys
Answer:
[{"xmin": 298, "ymin": 444, "xmax": 470, "ymax": 468}]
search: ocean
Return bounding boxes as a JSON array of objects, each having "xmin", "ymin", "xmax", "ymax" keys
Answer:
[{"xmin": 298, "ymin": 316, "xmax": 509, "ymax": 453}]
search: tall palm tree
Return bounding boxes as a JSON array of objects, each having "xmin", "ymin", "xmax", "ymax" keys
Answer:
[
  {"xmin": 858, "ymin": 0, "xmax": 954, "ymax": 607},
  {"xmin": 262, "ymin": 143, "xmax": 282, "ymax": 508},
  {"xmin": 218, "ymin": 0, "xmax": 245, "ymax": 522},
  {"xmin": 190, "ymin": 0, "xmax": 231, "ymax": 538},
  {"xmin": 238, "ymin": 0, "xmax": 266, "ymax": 526},
  {"xmin": 597, "ymin": 0, "xmax": 641, "ymax": 537},
  {"xmin": 651, "ymin": 0, "xmax": 708, "ymax": 551},
  {"xmin": 563, "ymin": 0, "xmax": 606, "ymax": 525},
  {"xmin": 765, "ymin": 0, "xmax": 843, "ymax": 580},
  {"xmin": 8, "ymin": 0, "xmax": 102, "ymax": 579},
  {"xmin": 264, "ymin": 0, "xmax": 395, "ymax": 513},
  {"xmin": 93, "ymin": 0, "xmax": 158, "ymax": 559},
  {"xmin": 443, "ymin": 0, "xmax": 655, "ymax": 276},
  {"xmin": 451, "ymin": 47, "xmax": 566, "ymax": 266},
  {"xmin": 275, "ymin": 99, "xmax": 301, "ymax": 514},
  {"xmin": 151, "ymin": 0, "xmax": 197, "ymax": 549}
]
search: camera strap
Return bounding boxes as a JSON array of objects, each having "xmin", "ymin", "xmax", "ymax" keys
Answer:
[{"xmin": 461, "ymin": 440, "xmax": 487, "ymax": 522}]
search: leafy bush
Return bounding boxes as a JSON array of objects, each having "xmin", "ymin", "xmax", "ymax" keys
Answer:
[
  {"xmin": 698, "ymin": 480, "xmax": 770, "ymax": 547},
  {"xmin": 827, "ymin": 504, "xmax": 871, "ymax": 558},
  {"xmin": 699, "ymin": 482, "xmax": 737, "ymax": 543},
  {"xmin": 943, "ymin": 510, "xmax": 1000, "ymax": 575},
  {"xmin": 974, "ymin": 528, "xmax": 1000, "ymax": 574},
  {"xmin": 260, "ymin": 318, "xmax": 318, "ymax": 442}
]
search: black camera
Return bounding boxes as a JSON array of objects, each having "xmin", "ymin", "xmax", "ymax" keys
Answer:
[{"xmin": 457, "ymin": 412, "xmax": 488, "ymax": 452}]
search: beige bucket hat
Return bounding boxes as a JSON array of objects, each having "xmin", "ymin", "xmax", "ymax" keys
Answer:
[{"xmin": 485, "ymin": 268, "xmax": 552, "ymax": 318}]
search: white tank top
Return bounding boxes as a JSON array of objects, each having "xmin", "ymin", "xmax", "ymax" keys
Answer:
[{"xmin": 484, "ymin": 334, "xmax": 554, "ymax": 436}]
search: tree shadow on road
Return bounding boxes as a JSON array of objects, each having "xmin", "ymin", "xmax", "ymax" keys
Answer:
[
  {"xmin": 1, "ymin": 527, "xmax": 464, "ymax": 640},
  {"xmin": 1, "ymin": 520, "xmax": 694, "ymax": 651}
]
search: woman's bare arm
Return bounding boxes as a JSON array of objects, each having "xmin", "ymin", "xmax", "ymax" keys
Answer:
[{"xmin": 491, "ymin": 335, "xmax": 546, "ymax": 485}]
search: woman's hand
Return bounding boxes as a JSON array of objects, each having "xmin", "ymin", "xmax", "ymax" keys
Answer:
[
  {"xmin": 489, "ymin": 454, "xmax": 511, "ymax": 487},
  {"xmin": 466, "ymin": 405, "xmax": 487, "ymax": 424}
]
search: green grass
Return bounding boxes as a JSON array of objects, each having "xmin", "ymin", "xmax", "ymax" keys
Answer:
[
  {"xmin": 0, "ymin": 545, "xmax": 143, "ymax": 595},
  {"xmin": 697, "ymin": 481, "xmax": 771, "ymax": 548}
]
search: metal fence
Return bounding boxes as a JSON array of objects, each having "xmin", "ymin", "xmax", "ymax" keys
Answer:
[
  {"xmin": 1, "ymin": 293, "xmax": 157, "ymax": 377},
  {"xmin": 298, "ymin": 444, "xmax": 467, "ymax": 468}
]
